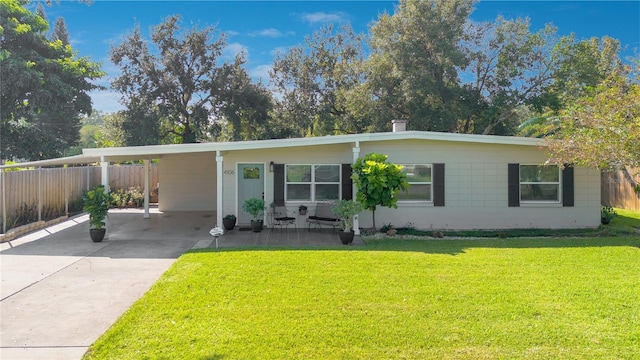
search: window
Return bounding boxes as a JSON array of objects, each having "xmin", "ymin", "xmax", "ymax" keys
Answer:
[
  {"xmin": 398, "ymin": 164, "xmax": 432, "ymax": 201},
  {"xmin": 519, "ymin": 165, "xmax": 560, "ymax": 202},
  {"xmin": 285, "ymin": 165, "xmax": 340, "ymax": 201}
]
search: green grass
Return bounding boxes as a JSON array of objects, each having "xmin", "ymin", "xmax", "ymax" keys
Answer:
[{"xmin": 84, "ymin": 237, "xmax": 640, "ymax": 359}]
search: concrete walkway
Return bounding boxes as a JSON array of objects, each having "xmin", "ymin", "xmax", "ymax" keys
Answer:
[{"xmin": 0, "ymin": 209, "xmax": 212, "ymax": 360}]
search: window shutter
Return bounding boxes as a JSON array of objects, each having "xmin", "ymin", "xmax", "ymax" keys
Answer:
[
  {"xmin": 433, "ymin": 163, "xmax": 445, "ymax": 207},
  {"xmin": 273, "ymin": 164, "xmax": 285, "ymax": 205},
  {"xmin": 341, "ymin": 164, "xmax": 353, "ymax": 200},
  {"xmin": 508, "ymin": 163, "xmax": 520, "ymax": 207},
  {"xmin": 562, "ymin": 165, "xmax": 574, "ymax": 207}
]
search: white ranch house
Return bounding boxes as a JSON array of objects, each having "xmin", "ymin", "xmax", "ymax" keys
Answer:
[{"xmin": 2, "ymin": 121, "xmax": 601, "ymax": 234}]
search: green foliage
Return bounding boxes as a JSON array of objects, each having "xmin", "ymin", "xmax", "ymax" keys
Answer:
[
  {"xmin": 224, "ymin": 214, "xmax": 236, "ymax": 220},
  {"xmin": 331, "ymin": 199, "xmax": 363, "ymax": 232},
  {"xmin": 547, "ymin": 71, "xmax": 640, "ymax": 171},
  {"xmin": 601, "ymin": 206, "xmax": 617, "ymax": 224},
  {"xmin": 380, "ymin": 223, "xmax": 394, "ymax": 233},
  {"xmin": 111, "ymin": 15, "xmax": 272, "ymax": 145},
  {"xmin": 242, "ymin": 198, "xmax": 265, "ymax": 220},
  {"xmin": 351, "ymin": 153, "xmax": 409, "ymax": 229},
  {"xmin": 110, "ymin": 187, "xmax": 144, "ymax": 208},
  {"xmin": 0, "ymin": 0, "xmax": 104, "ymax": 161},
  {"xmin": 85, "ymin": 239, "xmax": 640, "ymax": 359},
  {"xmin": 82, "ymin": 185, "xmax": 112, "ymax": 230}
]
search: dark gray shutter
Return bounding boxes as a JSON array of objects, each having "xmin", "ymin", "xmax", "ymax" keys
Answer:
[
  {"xmin": 562, "ymin": 165, "xmax": 574, "ymax": 207},
  {"xmin": 341, "ymin": 164, "xmax": 353, "ymax": 200},
  {"xmin": 274, "ymin": 164, "xmax": 285, "ymax": 205},
  {"xmin": 433, "ymin": 163, "xmax": 445, "ymax": 207},
  {"xmin": 508, "ymin": 163, "xmax": 520, "ymax": 207}
]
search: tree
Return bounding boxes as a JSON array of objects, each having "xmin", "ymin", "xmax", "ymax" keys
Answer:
[
  {"xmin": 546, "ymin": 72, "xmax": 639, "ymax": 175},
  {"xmin": 111, "ymin": 15, "xmax": 268, "ymax": 145},
  {"xmin": 351, "ymin": 153, "xmax": 409, "ymax": 230},
  {"xmin": 0, "ymin": 0, "xmax": 103, "ymax": 160},
  {"xmin": 367, "ymin": 0, "xmax": 472, "ymax": 132},
  {"xmin": 270, "ymin": 24, "xmax": 368, "ymax": 137},
  {"xmin": 52, "ymin": 17, "xmax": 70, "ymax": 45}
]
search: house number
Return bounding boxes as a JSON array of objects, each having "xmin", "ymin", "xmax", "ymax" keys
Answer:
[{"xmin": 223, "ymin": 170, "xmax": 235, "ymax": 175}]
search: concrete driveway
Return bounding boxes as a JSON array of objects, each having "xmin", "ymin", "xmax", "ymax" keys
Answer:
[{"xmin": 0, "ymin": 209, "xmax": 214, "ymax": 360}]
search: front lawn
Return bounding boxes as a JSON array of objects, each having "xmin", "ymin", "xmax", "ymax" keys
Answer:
[{"xmin": 84, "ymin": 237, "xmax": 640, "ymax": 359}]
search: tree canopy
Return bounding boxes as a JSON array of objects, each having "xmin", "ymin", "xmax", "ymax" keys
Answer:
[{"xmin": 0, "ymin": 0, "xmax": 103, "ymax": 161}]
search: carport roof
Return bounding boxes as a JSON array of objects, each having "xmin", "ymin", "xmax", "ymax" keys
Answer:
[{"xmin": 1, "ymin": 131, "xmax": 545, "ymax": 170}]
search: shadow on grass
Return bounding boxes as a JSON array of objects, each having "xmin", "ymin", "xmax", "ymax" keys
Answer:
[{"xmin": 191, "ymin": 236, "xmax": 640, "ymax": 256}]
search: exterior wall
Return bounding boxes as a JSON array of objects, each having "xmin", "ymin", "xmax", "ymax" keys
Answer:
[
  {"xmin": 220, "ymin": 143, "xmax": 353, "ymax": 225},
  {"xmin": 159, "ymin": 152, "xmax": 217, "ymax": 211},
  {"xmin": 158, "ymin": 138, "xmax": 601, "ymax": 229},
  {"xmin": 359, "ymin": 139, "xmax": 601, "ymax": 229}
]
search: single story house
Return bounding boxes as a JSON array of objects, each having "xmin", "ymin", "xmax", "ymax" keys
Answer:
[{"xmin": 1, "ymin": 120, "xmax": 601, "ymax": 233}]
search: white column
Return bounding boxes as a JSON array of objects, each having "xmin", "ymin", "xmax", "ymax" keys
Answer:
[
  {"xmin": 1, "ymin": 169, "xmax": 6, "ymax": 234},
  {"xmin": 216, "ymin": 151, "xmax": 223, "ymax": 227},
  {"xmin": 38, "ymin": 167, "xmax": 42, "ymax": 221},
  {"xmin": 100, "ymin": 157, "xmax": 109, "ymax": 239},
  {"xmin": 352, "ymin": 141, "xmax": 360, "ymax": 236},
  {"xmin": 143, "ymin": 160, "xmax": 150, "ymax": 219}
]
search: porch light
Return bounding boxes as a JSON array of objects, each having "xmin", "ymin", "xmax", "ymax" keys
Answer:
[{"xmin": 269, "ymin": 161, "xmax": 274, "ymax": 172}]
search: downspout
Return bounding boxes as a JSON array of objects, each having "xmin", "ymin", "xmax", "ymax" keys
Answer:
[
  {"xmin": 143, "ymin": 160, "xmax": 150, "ymax": 219},
  {"xmin": 216, "ymin": 151, "xmax": 223, "ymax": 228},
  {"xmin": 352, "ymin": 141, "xmax": 360, "ymax": 237}
]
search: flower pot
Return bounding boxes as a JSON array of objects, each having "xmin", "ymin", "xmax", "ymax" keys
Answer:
[
  {"xmin": 90, "ymin": 228, "xmax": 106, "ymax": 242},
  {"xmin": 223, "ymin": 217, "xmax": 236, "ymax": 230},
  {"xmin": 251, "ymin": 219, "xmax": 264, "ymax": 232},
  {"xmin": 338, "ymin": 230, "xmax": 354, "ymax": 245}
]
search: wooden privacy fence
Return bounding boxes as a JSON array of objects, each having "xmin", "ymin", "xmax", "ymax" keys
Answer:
[
  {"xmin": 0, "ymin": 164, "xmax": 158, "ymax": 233},
  {"xmin": 601, "ymin": 168, "xmax": 640, "ymax": 211}
]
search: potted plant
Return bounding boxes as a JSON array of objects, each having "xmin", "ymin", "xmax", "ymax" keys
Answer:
[
  {"xmin": 332, "ymin": 200, "xmax": 363, "ymax": 244},
  {"xmin": 601, "ymin": 206, "xmax": 616, "ymax": 225},
  {"xmin": 298, "ymin": 204, "xmax": 308, "ymax": 215},
  {"xmin": 243, "ymin": 198, "xmax": 266, "ymax": 232},
  {"xmin": 223, "ymin": 214, "xmax": 236, "ymax": 230},
  {"xmin": 82, "ymin": 185, "xmax": 112, "ymax": 242}
]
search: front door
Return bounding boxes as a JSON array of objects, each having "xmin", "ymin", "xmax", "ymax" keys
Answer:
[{"xmin": 237, "ymin": 164, "xmax": 265, "ymax": 224}]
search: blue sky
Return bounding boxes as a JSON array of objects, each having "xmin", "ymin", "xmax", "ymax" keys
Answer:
[{"xmin": 40, "ymin": 1, "xmax": 640, "ymax": 113}]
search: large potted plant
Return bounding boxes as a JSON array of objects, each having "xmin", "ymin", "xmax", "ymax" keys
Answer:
[
  {"xmin": 82, "ymin": 185, "xmax": 112, "ymax": 242},
  {"xmin": 222, "ymin": 214, "xmax": 237, "ymax": 230},
  {"xmin": 332, "ymin": 200, "xmax": 363, "ymax": 244},
  {"xmin": 243, "ymin": 198, "xmax": 266, "ymax": 232}
]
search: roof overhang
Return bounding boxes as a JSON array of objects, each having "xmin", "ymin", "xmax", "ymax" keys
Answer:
[{"xmin": 2, "ymin": 131, "xmax": 547, "ymax": 170}]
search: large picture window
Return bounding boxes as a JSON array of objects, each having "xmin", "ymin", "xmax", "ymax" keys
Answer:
[
  {"xmin": 285, "ymin": 164, "xmax": 340, "ymax": 201},
  {"xmin": 520, "ymin": 165, "xmax": 560, "ymax": 202},
  {"xmin": 398, "ymin": 164, "xmax": 432, "ymax": 201}
]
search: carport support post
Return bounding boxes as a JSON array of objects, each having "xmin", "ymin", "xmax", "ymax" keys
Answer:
[
  {"xmin": 100, "ymin": 157, "xmax": 109, "ymax": 238},
  {"xmin": 1, "ymin": 169, "xmax": 6, "ymax": 234},
  {"xmin": 352, "ymin": 142, "xmax": 360, "ymax": 237},
  {"xmin": 143, "ymin": 160, "xmax": 150, "ymax": 219},
  {"xmin": 38, "ymin": 167, "xmax": 42, "ymax": 222},
  {"xmin": 216, "ymin": 151, "xmax": 223, "ymax": 227}
]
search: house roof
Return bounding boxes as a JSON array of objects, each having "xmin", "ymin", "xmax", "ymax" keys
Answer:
[{"xmin": 1, "ymin": 131, "xmax": 545, "ymax": 170}]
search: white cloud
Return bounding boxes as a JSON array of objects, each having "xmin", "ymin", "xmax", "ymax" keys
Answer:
[
  {"xmin": 222, "ymin": 42, "xmax": 248, "ymax": 60},
  {"xmin": 300, "ymin": 11, "xmax": 348, "ymax": 24},
  {"xmin": 249, "ymin": 28, "xmax": 295, "ymax": 38},
  {"xmin": 270, "ymin": 46, "xmax": 292, "ymax": 57},
  {"xmin": 249, "ymin": 64, "xmax": 272, "ymax": 84},
  {"xmin": 225, "ymin": 30, "xmax": 241, "ymax": 37},
  {"xmin": 89, "ymin": 89, "xmax": 125, "ymax": 114}
]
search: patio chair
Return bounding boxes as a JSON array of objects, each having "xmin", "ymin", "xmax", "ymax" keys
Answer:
[{"xmin": 271, "ymin": 205, "xmax": 297, "ymax": 232}]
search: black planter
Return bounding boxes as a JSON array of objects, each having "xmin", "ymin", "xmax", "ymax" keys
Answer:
[
  {"xmin": 338, "ymin": 230, "xmax": 354, "ymax": 245},
  {"xmin": 223, "ymin": 217, "xmax": 236, "ymax": 230},
  {"xmin": 251, "ymin": 219, "xmax": 264, "ymax": 232},
  {"xmin": 90, "ymin": 228, "xmax": 106, "ymax": 242}
]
